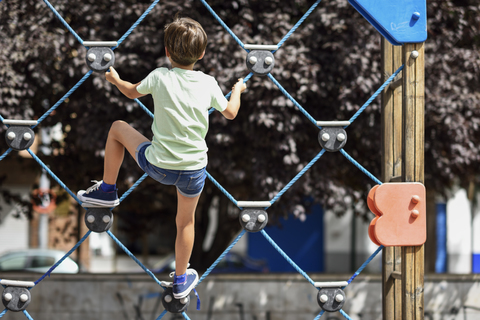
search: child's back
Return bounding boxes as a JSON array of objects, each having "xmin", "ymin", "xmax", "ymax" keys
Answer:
[{"xmin": 137, "ymin": 67, "xmax": 227, "ymax": 170}]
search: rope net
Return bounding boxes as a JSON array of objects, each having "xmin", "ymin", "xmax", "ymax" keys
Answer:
[{"xmin": 0, "ymin": 0, "xmax": 404, "ymax": 318}]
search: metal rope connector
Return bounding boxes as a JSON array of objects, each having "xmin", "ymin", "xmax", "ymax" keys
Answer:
[
  {"xmin": 244, "ymin": 44, "xmax": 278, "ymax": 76},
  {"xmin": 315, "ymin": 281, "xmax": 348, "ymax": 313},
  {"xmin": 84, "ymin": 41, "xmax": 118, "ymax": 72},
  {"xmin": 1, "ymin": 279, "xmax": 35, "ymax": 312},
  {"xmin": 3, "ymin": 119, "xmax": 37, "ymax": 151},
  {"xmin": 316, "ymin": 121, "xmax": 350, "ymax": 152},
  {"xmin": 237, "ymin": 201, "xmax": 271, "ymax": 232}
]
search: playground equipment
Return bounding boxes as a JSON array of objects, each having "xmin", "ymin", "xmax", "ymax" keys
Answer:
[{"xmin": 0, "ymin": 0, "xmax": 427, "ymax": 318}]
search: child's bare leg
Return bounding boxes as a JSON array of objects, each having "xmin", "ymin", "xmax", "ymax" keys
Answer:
[
  {"xmin": 103, "ymin": 120, "xmax": 149, "ymax": 184},
  {"xmin": 175, "ymin": 190, "xmax": 200, "ymax": 276}
]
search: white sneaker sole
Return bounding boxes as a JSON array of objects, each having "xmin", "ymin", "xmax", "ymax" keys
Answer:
[{"xmin": 77, "ymin": 191, "xmax": 120, "ymax": 207}]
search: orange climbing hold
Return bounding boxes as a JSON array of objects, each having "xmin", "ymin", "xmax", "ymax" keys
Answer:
[{"xmin": 367, "ymin": 182, "xmax": 426, "ymax": 246}]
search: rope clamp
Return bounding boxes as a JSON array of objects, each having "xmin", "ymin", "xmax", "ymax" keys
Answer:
[
  {"xmin": 238, "ymin": 201, "xmax": 270, "ymax": 232},
  {"xmin": 1, "ymin": 279, "xmax": 34, "ymax": 312},
  {"xmin": 317, "ymin": 121, "xmax": 350, "ymax": 152},
  {"xmin": 315, "ymin": 281, "xmax": 348, "ymax": 312},
  {"xmin": 160, "ymin": 284, "xmax": 190, "ymax": 314},
  {"xmin": 3, "ymin": 119, "xmax": 37, "ymax": 151},
  {"xmin": 84, "ymin": 41, "xmax": 118, "ymax": 72},
  {"xmin": 84, "ymin": 207, "xmax": 114, "ymax": 233},
  {"xmin": 244, "ymin": 44, "xmax": 278, "ymax": 76}
]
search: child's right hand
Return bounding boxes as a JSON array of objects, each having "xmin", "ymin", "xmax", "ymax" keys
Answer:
[
  {"xmin": 232, "ymin": 78, "xmax": 247, "ymax": 94},
  {"xmin": 105, "ymin": 66, "xmax": 120, "ymax": 85}
]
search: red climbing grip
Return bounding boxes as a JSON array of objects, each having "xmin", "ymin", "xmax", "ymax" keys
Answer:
[{"xmin": 367, "ymin": 182, "xmax": 426, "ymax": 246}]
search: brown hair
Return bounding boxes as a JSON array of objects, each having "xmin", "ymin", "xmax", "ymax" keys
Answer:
[{"xmin": 164, "ymin": 16, "xmax": 208, "ymax": 66}]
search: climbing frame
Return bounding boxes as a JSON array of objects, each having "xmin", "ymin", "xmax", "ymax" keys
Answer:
[{"xmin": 0, "ymin": 0, "xmax": 427, "ymax": 319}]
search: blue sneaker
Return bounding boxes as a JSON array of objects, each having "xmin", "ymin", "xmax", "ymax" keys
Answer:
[
  {"xmin": 171, "ymin": 269, "xmax": 199, "ymax": 299},
  {"xmin": 77, "ymin": 180, "xmax": 119, "ymax": 207}
]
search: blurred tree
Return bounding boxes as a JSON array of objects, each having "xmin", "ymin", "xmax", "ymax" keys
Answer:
[{"xmin": 0, "ymin": 0, "xmax": 479, "ymax": 270}]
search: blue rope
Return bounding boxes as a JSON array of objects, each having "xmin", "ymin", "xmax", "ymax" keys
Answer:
[
  {"xmin": 199, "ymin": 0, "xmax": 246, "ymax": 50},
  {"xmin": 34, "ymin": 71, "xmax": 93, "ymax": 128},
  {"xmin": 35, "ymin": 231, "xmax": 92, "ymax": 285},
  {"xmin": 346, "ymin": 245, "xmax": 384, "ymax": 285},
  {"xmin": 339, "ymin": 309, "xmax": 353, "ymax": 320},
  {"xmin": 0, "ymin": 149, "xmax": 12, "ymax": 162},
  {"xmin": 339, "ymin": 149, "xmax": 382, "ymax": 185},
  {"xmin": 313, "ymin": 310, "xmax": 325, "ymax": 320},
  {"xmin": 0, "ymin": 114, "xmax": 6, "ymax": 125},
  {"xmin": 261, "ymin": 230, "xmax": 316, "ymax": 287},
  {"xmin": 275, "ymin": 0, "xmax": 322, "ymax": 51},
  {"xmin": 197, "ymin": 230, "xmax": 246, "ymax": 286},
  {"xmin": 182, "ymin": 312, "xmax": 192, "ymax": 320},
  {"xmin": 27, "ymin": 150, "xmax": 78, "ymax": 200},
  {"xmin": 114, "ymin": 0, "xmax": 161, "ymax": 49},
  {"xmin": 268, "ymin": 74, "xmax": 319, "ymax": 127},
  {"xmin": 348, "ymin": 65, "xmax": 404, "ymax": 124},
  {"xmin": 0, "ymin": 309, "xmax": 7, "ymax": 318},
  {"xmin": 134, "ymin": 99, "xmax": 155, "ymax": 119},
  {"xmin": 22, "ymin": 310, "xmax": 34, "ymax": 320},
  {"xmin": 155, "ymin": 310, "xmax": 168, "ymax": 320},
  {"xmin": 271, "ymin": 149, "xmax": 325, "ymax": 204},
  {"xmin": 242, "ymin": 72, "xmax": 254, "ymax": 84},
  {"xmin": 206, "ymin": 171, "xmax": 238, "ymax": 206},
  {"xmin": 27, "ymin": 149, "xmax": 83, "ymax": 203},
  {"xmin": 119, "ymin": 173, "xmax": 149, "ymax": 203},
  {"xmin": 41, "ymin": 0, "xmax": 84, "ymax": 45},
  {"xmin": 107, "ymin": 230, "xmax": 165, "ymax": 288}
]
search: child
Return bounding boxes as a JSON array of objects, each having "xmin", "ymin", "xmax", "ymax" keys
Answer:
[{"xmin": 77, "ymin": 16, "xmax": 246, "ymax": 299}]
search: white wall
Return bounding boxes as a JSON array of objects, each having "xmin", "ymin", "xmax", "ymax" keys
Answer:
[
  {"xmin": 472, "ymin": 193, "xmax": 480, "ymax": 270},
  {"xmin": 0, "ymin": 186, "xmax": 30, "ymax": 255},
  {"xmin": 3, "ymin": 273, "xmax": 479, "ymax": 320},
  {"xmin": 447, "ymin": 188, "xmax": 472, "ymax": 273}
]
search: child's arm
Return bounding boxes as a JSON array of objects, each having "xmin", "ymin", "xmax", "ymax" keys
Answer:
[
  {"xmin": 221, "ymin": 78, "xmax": 247, "ymax": 120},
  {"xmin": 105, "ymin": 67, "xmax": 146, "ymax": 100}
]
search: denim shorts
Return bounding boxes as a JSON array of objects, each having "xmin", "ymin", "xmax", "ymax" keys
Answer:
[{"xmin": 135, "ymin": 142, "xmax": 206, "ymax": 198}]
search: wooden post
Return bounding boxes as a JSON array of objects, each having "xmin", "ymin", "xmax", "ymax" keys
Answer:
[
  {"xmin": 381, "ymin": 39, "xmax": 425, "ymax": 320},
  {"xmin": 381, "ymin": 38, "xmax": 404, "ymax": 320},
  {"xmin": 402, "ymin": 42, "xmax": 425, "ymax": 320}
]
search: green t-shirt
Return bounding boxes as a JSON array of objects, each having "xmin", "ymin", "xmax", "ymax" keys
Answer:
[{"xmin": 136, "ymin": 67, "xmax": 228, "ymax": 170}]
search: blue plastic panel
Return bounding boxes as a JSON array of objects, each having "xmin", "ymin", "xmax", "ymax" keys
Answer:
[{"xmin": 348, "ymin": 0, "xmax": 427, "ymax": 45}]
